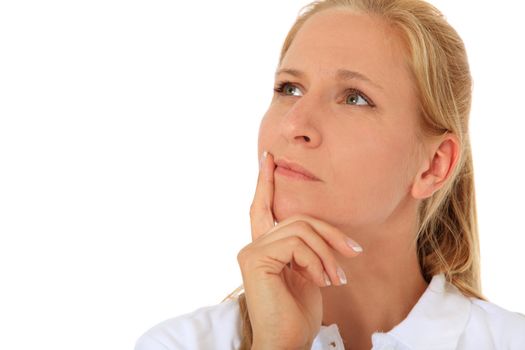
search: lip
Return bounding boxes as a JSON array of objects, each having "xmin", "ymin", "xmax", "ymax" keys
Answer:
[{"xmin": 274, "ymin": 158, "xmax": 321, "ymax": 181}]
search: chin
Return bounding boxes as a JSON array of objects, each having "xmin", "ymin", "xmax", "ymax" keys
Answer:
[{"xmin": 272, "ymin": 197, "xmax": 325, "ymax": 224}]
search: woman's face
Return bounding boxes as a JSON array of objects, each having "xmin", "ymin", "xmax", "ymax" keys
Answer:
[{"xmin": 258, "ymin": 9, "xmax": 425, "ymax": 233}]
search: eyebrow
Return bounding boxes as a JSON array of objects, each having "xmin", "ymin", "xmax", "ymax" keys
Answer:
[{"xmin": 275, "ymin": 67, "xmax": 383, "ymax": 90}]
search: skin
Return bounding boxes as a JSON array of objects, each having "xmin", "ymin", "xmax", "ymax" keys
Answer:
[{"xmin": 255, "ymin": 8, "xmax": 460, "ymax": 350}]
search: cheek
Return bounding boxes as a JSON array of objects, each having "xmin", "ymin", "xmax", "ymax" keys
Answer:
[{"xmin": 328, "ymin": 131, "xmax": 415, "ymax": 224}]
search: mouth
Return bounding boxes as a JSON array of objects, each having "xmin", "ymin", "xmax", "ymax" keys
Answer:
[{"xmin": 274, "ymin": 158, "xmax": 321, "ymax": 181}]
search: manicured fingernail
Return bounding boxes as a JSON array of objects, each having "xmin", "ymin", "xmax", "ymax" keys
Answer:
[
  {"xmin": 337, "ymin": 266, "xmax": 347, "ymax": 285},
  {"xmin": 259, "ymin": 150, "xmax": 268, "ymax": 170},
  {"xmin": 323, "ymin": 271, "xmax": 331, "ymax": 286},
  {"xmin": 346, "ymin": 238, "xmax": 363, "ymax": 253}
]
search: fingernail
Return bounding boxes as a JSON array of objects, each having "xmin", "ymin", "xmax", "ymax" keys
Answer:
[
  {"xmin": 337, "ymin": 266, "xmax": 347, "ymax": 285},
  {"xmin": 346, "ymin": 238, "xmax": 363, "ymax": 253},
  {"xmin": 323, "ymin": 271, "xmax": 331, "ymax": 286},
  {"xmin": 259, "ymin": 150, "xmax": 268, "ymax": 170}
]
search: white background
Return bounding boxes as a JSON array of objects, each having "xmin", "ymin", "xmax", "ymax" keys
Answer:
[{"xmin": 0, "ymin": 1, "xmax": 524, "ymax": 349}]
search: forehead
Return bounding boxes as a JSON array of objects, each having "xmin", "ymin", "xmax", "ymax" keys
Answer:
[{"xmin": 281, "ymin": 9, "xmax": 412, "ymax": 87}]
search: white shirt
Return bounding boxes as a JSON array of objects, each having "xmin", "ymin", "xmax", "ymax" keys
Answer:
[{"xmin": 135, "ymin": 273, "xmax": 525, "ymax": 349}]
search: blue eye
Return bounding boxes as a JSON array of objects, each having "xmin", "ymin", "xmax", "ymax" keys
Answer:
[{"xmin": 273, "ymin": 80, "xmax": 375, "ymax": 107}]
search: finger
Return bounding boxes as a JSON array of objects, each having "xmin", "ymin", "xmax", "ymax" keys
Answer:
[
  {"xmin": 256, "ymin": 216, "xmax": 363, "ymax": 260},
  {"xmin": 289, "ymin": 254, "xmax": 332, "ymax": 288},
  {"xmin": 265, "ymin": 214, "xmax": 364, "ymax": 256},
  {"xmin": 250, "ymin": 150, "xmax": 276, "ymax": 241},
  {"xmin": 259, "ymin": 236, "xmax": 332, "ymax": 288},
  {"xmin": 253, "ymin": 220, "xmax": 352, "ymax": 286}
]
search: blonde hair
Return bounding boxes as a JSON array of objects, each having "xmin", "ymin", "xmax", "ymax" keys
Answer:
[{"xmin": 222, "ymin": 0, "xmax": 488, "ymax": 348}]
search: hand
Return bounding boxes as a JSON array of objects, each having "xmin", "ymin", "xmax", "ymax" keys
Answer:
[{"xmin": 237, "ymin": 150, "xmax": 363, "ymax": 349}]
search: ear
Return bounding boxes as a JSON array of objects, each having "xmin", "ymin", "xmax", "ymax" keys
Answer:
[{"xmin": 411, "ymin": 132, "xmax": 461, "ymax": 199}]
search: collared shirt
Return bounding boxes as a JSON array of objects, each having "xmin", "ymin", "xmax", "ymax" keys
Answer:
[{"xmin": 135, "ymin": 273, "xmax": 525, "ymax": 349}]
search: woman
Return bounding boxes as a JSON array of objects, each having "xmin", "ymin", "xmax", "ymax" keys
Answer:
[{"xmin": 135, "ymin": 0, "xmax": 525, "ymax": 349}]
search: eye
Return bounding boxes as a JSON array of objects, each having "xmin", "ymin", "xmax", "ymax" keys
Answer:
[
  {"xmin": 274, "ymin": 81, "xmax": 375, "ymax": 107},
  {"xmin": 345, "ymin": 89, "xmax": 371, "ymax": 106},
  {"xmin": 273, "ymin": 81, "xmax": 302, "ymax": 97}
]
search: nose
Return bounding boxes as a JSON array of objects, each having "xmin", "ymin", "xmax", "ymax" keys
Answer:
[{"xmin": 279, "ymin": 95, "xmax": 322, "ymax": 147}]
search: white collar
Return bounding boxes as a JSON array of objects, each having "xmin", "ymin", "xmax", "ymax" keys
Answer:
[{"xmin": 315, "ymin": 273, "xmax": 472, "ymax": 350}]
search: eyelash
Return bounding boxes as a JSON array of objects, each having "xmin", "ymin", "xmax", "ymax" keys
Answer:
[{"xmin": 273, "ymin": 80, "xmax": 375, "ymax": 107}]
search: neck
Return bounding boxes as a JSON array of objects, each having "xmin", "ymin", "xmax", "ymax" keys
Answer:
[{"xmin": 320, "ymin": 198, "xmax": 429, "ymax": 350}]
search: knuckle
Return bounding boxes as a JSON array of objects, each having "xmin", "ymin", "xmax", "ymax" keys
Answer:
[
  {"xmin": 237, "ymin": 246, "xmax": 261, "ymax": 271},
  {"xmin": 286, "ymin": 235, "xmax": 303, "ymax": 249},
  {"xmin": 249, "ymin": 203, "xmax": 256, "ymax": 216},
  {"xmin": 249, "ymin": 202, "xmax": 269, "ymax": 216},
  {"xmin": 236, "ymin": 247, "xmax": 249, "ymax": 263}
]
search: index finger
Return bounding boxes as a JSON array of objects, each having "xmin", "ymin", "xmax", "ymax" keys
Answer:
[
  {"xmin": 264, "ymin": 213, "xmax": 364, "ymax": 255},
  {"xmin": 249, "ymin": 150, "xmax": 276, "ymax": 241}
]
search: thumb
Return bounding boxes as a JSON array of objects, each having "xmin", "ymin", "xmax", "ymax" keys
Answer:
[{"xmin": 250, "ymin": 150, "xmax": 276, "ymax": 242}]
